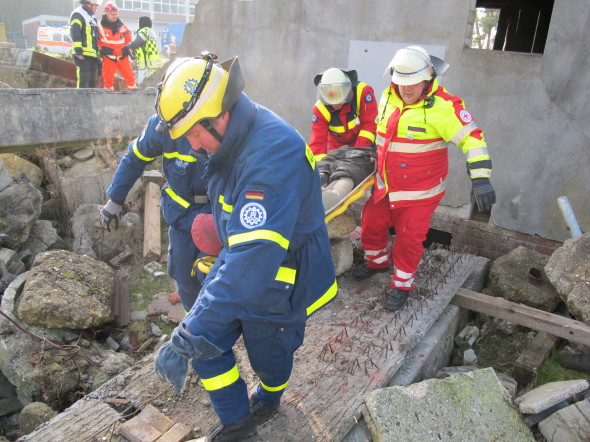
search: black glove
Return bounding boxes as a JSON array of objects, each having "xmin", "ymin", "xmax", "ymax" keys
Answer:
[
  {"xmin": 100, "ymin": 46, "xmax": 114, "ymax": 56},
  {"xmin": 121, "ymin": 46, "xmax": 131, "ymax": 58},
  {"xmin": 471, "ymin": 178, "xmax": 496, "ymax": 212}
]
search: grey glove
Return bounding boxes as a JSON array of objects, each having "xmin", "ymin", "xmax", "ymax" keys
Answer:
[
  {"xmin": 471, "ymin": 178, "xmax": 496, "ymax": 212},
  {"xmin": 154, "ymin": 324, "xmax": 224, "ymax": 394},
  {"xmin": 99, "ymin": 199, "xmax": 123, "ymax": 232}
]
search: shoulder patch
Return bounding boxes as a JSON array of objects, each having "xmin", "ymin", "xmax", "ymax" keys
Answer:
[
  {"xmin": 240, "ymin": 202, "xmax": 267, "ymax": 229},
  {"xmin": 312, "ymin": 113, "xmax": 318, "ymax": 123},
  {"xmin": 459, "ymin": 110, "xmax": 473, "ymax": 123},
  {"xmin": 365, "ymin": 93, "xmax": 373, "ymax": 103}
]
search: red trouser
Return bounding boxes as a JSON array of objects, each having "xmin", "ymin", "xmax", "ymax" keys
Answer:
[
  {"xmin": 360, "ymin": 194, "xmax": 440, "ymax": 290},
  {"xmin": 101, "ymin": 56, "xmax": 136, "ymax": 90}
]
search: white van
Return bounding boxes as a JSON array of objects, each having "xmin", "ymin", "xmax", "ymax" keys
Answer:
[{"xmin": 37, "ymin": 25, "xmax": 72, "ymax": 55}]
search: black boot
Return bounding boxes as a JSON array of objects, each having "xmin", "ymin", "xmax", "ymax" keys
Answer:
[
  {"xmin": 352, "ymin": 263, "xmax": 391, "ymax": 281},
  {"xmin": 208, "ymin": 413, "xmax": 258, "ymax": 442},
  {"xmin": 385, "ymin": 288, "xmax": 409, "ymax": 311},
  {"xmin": 250, "ymin": 395, "xmax": 280, "ymax": 426}
]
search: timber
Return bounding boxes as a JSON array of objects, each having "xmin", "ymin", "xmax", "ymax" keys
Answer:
[
  {"xmin": 143, "ymin": 181, "xmax": 161, "ymax": 261},
  {"xmin": 451, "ymin": 288, "xmax": 590, "ymax": 346}
]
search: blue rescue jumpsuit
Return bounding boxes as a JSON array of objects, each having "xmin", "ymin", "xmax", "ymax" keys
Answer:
[
  {"xmin": 107, "ymin": 114, "xmax": 211, "ymax": 310},
  {"xmin": 183, "ymin": 94, "xmax": 338, "ymax": 425}
]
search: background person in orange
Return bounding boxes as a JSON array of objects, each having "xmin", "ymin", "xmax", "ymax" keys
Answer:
[{"xmin": 98, "ymin": 2, "xmax": 136, "ymax": 91}]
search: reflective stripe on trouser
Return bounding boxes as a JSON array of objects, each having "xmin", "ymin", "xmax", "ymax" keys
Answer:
[
  {"xmin": 167, "ymin": 226, "xmax": 204, "ymax": 311},
  {"xmin": 192, "ymin": 320, "xmax": 305, "ymax": 424},
  {"xmin": 360, "ymin": 194, "xmax": 440, "ymax": 290},
  {"xmin": 101, "ymin": 56, "xmax": 136, "ymax": 89}
]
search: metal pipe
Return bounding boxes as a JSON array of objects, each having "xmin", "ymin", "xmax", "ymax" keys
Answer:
[{"xmin": 557, "ymin": 196, "xmax": 583, "ymax": 238}]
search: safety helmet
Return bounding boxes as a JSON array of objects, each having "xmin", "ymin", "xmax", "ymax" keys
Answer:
[
  {"xmin": 386, "ymin": 46, "xmax": 450, "ymax": 86},
  {"xmin": 155, "ymin": 52, "xmax": 245, "ymax": 139},
  {"xmin": 315, "ymin": 68, "xmax": 353, "ymax": 106},
  {"xmin": 104, "ymin": 2, "xmax": 118, "ymax": 12}
]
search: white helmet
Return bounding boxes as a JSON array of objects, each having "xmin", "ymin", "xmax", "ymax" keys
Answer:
[
  {"xmin": 316, "ymin": 68, "xmax": 353, "ymax": 106},
  {"xmin": 386, "ymin": 46, "xmax": 449, "ymax": 86}
]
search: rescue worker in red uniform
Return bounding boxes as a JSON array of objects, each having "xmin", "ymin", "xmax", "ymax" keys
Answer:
[
  {"xmin": 98, "ymin": 2, "xmax": 136, "ymax": 91},
  {"xmin": 309, "ymin": 68, "xmax": 378, "ymax": 162},
  {"xmin": 354, "ymin": 46, "xmax": 496, "ymax": 311}
]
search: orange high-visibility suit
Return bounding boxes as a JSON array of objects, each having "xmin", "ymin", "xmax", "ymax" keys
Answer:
[{"xmin": 98, "ymin": 16, "xmax": 136, "ymax": 90}]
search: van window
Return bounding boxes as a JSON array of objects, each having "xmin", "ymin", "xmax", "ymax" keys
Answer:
[{"xmin": 53, "ymin": 33, "xmax": 61, "ymax": 42}]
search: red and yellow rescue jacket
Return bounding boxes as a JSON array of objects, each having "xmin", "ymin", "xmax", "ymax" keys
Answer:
[
  {"xmin": 309, "ymin": 82, "xmax": 377, "ymax": 161},
  {"xmin": 373, "ymin": 78, "xmax": 492, "ymax": 208},
  {"xmin": 98, "ymin": 17, "xmax": 131, "ymax": 59}
]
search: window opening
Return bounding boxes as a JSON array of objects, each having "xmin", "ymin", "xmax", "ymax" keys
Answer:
[{"xmin": 469, "ymin": 0, "xmax": 554, "ymax": 54}]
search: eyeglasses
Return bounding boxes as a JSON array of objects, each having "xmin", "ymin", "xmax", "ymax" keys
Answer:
[{"xmin": 155, "ymin": 51, "xmax": 218, "ymax": 133}]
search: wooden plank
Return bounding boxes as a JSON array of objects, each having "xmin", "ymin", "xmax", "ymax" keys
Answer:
[
  {"xmin": 512, "ymin": 331, "xmax": 559, "ymax": 385},
  {"xmin": 451, "ymin": 288, "xmax": 590, "ymax": 346},
  {"xmin": 143, "ymin": 181, "xmax": 161, "ymax": 261}
]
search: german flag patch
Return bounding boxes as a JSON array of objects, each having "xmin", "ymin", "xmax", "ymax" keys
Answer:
[{"xmin": 245, "ymin": 190, "xmax": 264, "ymax": 200}]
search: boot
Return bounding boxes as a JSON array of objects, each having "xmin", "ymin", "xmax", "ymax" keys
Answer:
[
  {"xmin": 208, "ymin": 413, "xmax": 258, "ymax": 442},
  {"xmin": 385, "ymin": 288, "xmax": 409, "ymax": 311},
  {"xmin": 250, "ymin": 395, "xmax": 280, "ymax": 425},
  {"xmin": 352, "ymin": 263, "xmax": 391, "ymax": 281}
]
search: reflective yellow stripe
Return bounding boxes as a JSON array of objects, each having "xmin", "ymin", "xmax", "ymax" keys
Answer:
[
  {"xmin": 358, "ymin": 129, "xmax": 376, "ymax": 143},
  {"xmin": 314, "ymin": 153, "xmax": 327, "ymax": 162},
  {"xmin": 260, "ymin": 379, "xmax": 289, "ymax": 392},
  {"xmin": 228, "ymin": 230, "xmax": 290, "ymax": 250},
  {"xmin": 218, "ymin": 195, "xmax": 233, "ymax": 213},
  {"xmin": 388, "ymin": 140, "xmax": 447, "ymax": 153},
  {"xmin": 315, "ymin": 101, "xmax": 331, "ymax": 121},
  {"xmin": 201, "ymin": 365, "xmax": 240, "ymax": 391},
  {"xmin": 469, "ymin": 169, "xmax": 492, "ymax": 179},
  {"xmin": 163, "ymin": 151, "xmax": 197, "ymax": 162},
  {"xmin": 132, "ymin": 139, "xmax": 157, "ymax": 162},
  {"xmin": 306, "ymin": 279, "xmax": 337, "ymax": 316},
  {"xmin": 164, "ymin": 187, "xmax": 190, "ymax": 208},
  {"xmin": 305, "ymin": 144, "xmax": 316, "ymax": 170},
  {"xmin": 388, "ymin": 180, "xmax": 446, "ymax": 202},
  {"xmin": 275, "ymin": 267, "xmax": 296, "ymax": 284},
  {"xmin": 328, "ymin": 124, "xmax": 346, "ymax": 134}
]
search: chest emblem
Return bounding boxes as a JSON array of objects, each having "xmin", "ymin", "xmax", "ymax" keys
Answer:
[{"xmin": 240, "ymin": 202, "xmax": 267, "ymax": 229}]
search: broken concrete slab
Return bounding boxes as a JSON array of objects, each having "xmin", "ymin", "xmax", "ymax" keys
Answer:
[
  {"xmin": 515, "ymin": 379, "xmax": 590, "ymax": 414},
  {"xmin": 362, "ymin": 367, "xmax": 534, "ymax": 442}
]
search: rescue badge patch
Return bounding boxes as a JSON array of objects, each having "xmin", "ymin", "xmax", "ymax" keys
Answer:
[
  {"xmin": 365, "ymin": 93, "xmax": 373, "ymax": 103},
  {"xmin": 312, "ymin": 113, "xmax": 318, "ymax": 123},
  {"xmin": 459, "ymin": 110, "xmax": 473, "ymax": 123},
  {"xmin": 240, "ymin": 202, "xmax": 267, "ymax": 229},
  {"xmin": 184, "ymin": 78, "xmax": 199, "ymax": 94}
]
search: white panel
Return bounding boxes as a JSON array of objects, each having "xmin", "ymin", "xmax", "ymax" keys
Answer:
[{"xmin": 348, "ymin": 41, "xmax": 447, "ymax": 96}]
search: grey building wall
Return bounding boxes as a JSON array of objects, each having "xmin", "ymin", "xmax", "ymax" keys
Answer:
[{"xmin": 179, "ymin": 0, "xmax": 589, "ymax": 242}]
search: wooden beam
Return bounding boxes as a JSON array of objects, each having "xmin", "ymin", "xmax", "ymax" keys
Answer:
[
  {"xmin": 451, "ymin": 288, "xmax": 590, "ymax": 346},
  {"xmin": 143, "ymin": 181, "xmax": 161, "ymax": 261}
]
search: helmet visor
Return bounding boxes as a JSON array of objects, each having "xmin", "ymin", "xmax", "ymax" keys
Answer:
[{"xmin": 318, "ymin": 83, "xmax": 352, "ymax": 106}]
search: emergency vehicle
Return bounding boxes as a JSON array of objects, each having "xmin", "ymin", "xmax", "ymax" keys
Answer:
[{"xmin": 36, "ymin": 25, "xmax": 72, "ymax": 55}]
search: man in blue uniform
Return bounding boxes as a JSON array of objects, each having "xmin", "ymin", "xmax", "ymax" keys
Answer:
[
  {"xmin": 99, "ymin": 113, "xmax": 211, "ymax": 311},
  {"xmin": 153, "ymin": 52, "xmax": 338, "ymax": 441}
]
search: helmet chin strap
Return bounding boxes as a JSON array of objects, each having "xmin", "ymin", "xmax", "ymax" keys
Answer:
[{"xmin": 201, "ymin": 120, "xmax": 224, "ymax": 143}]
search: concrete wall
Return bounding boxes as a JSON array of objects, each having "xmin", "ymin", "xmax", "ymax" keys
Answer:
[
  {"xmin": 0, "ymin": 88, "xmax": 155, "ymax": 152},
  {"xmin": 180, "ymin": 0, "xmax": 589, "ymax": 242}
]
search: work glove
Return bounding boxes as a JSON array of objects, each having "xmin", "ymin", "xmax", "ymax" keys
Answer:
[
  {"xmin": 99, "ymin": 199, "xmax": 123, "ymax": 232},
  {"xmin": 154, "ymin": 324, "xmax": 224, "ymax": 394},
  {"xmin": 100, "ymin": 46, "xmax": 113, "ymax": 56},
  {"xmin": 471, "ymin": 178, "xmax": 496, "ymax": 212},
  {"xmin": 121, "ymin": 45, "xmax": 131, "ymax": 58}
]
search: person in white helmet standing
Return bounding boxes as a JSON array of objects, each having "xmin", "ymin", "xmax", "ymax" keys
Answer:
[
  {"xmin": 353, "ymin": 45, "xmax": 496, "ymax": 311},
  {"xmin": 310, "ymin": 68, "xmax": 378, "ymax": 212},
  {"xmin": 69, "ymin": 0, "xmax": 100, "ymax": 88}
]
